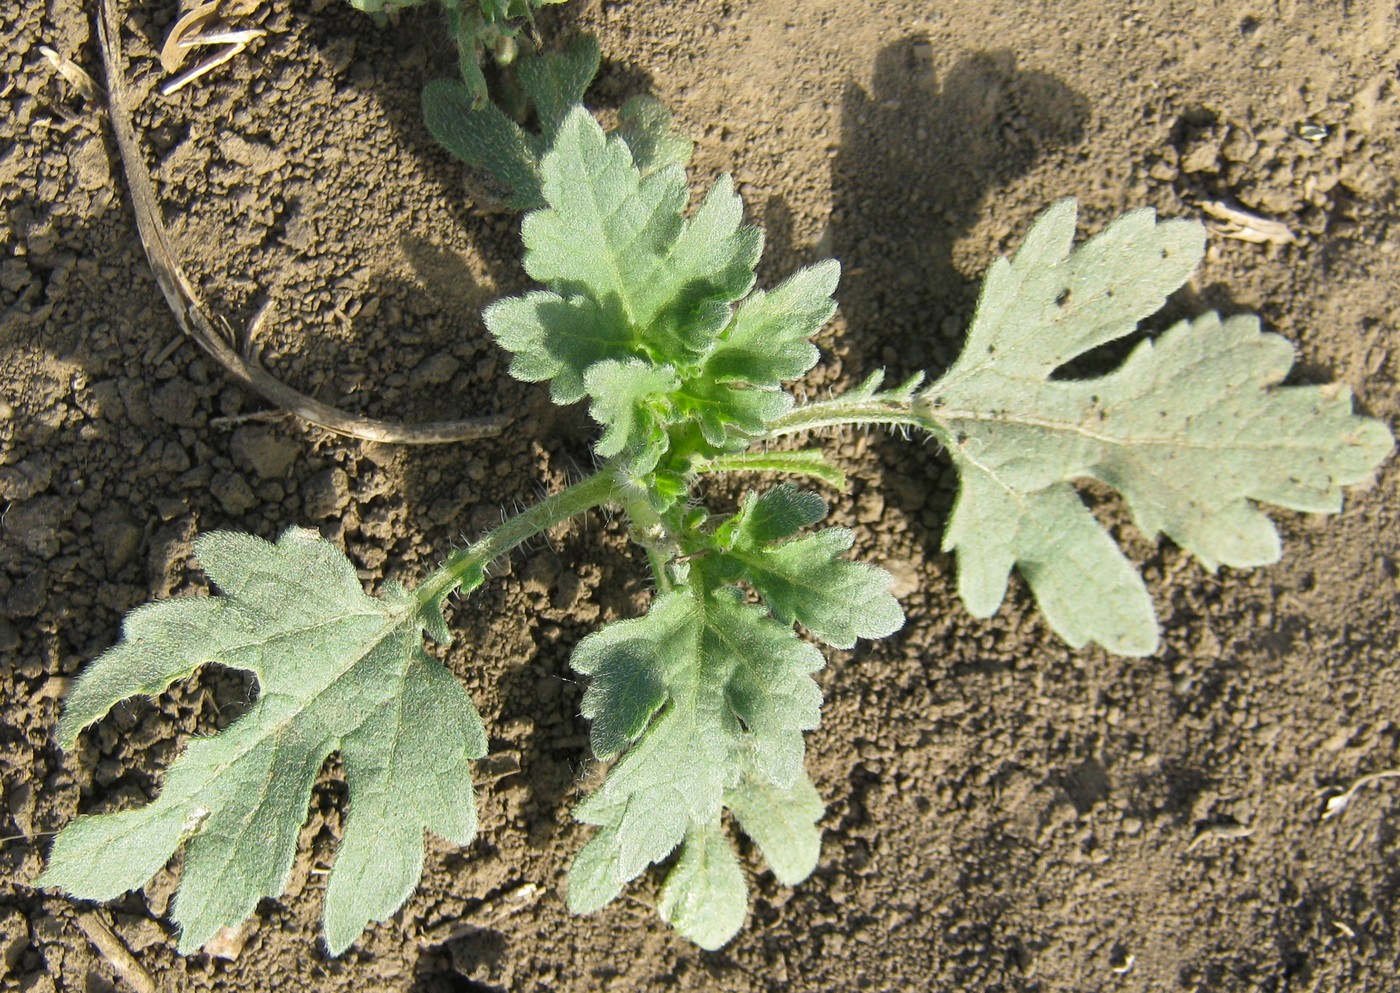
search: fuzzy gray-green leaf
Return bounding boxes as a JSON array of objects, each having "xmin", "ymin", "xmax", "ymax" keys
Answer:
[
  {"xmin": 658, "ymin": 822, "xmax": 748, "ymax": 950},
  {"xmin": 41, "ymin": 528, "xmax": 486, "ymax": 955},
  {"xmin": 726, "ymin": 768, "xmax": 824, "ymax": 885},
  {"xmin": 718, "ymin": 525, "xmax": 904, "ymax": 650},
  {"xmin": 566, "ymin": 587, "xmax": 827, "ymax": 932},
  {"xmin": 423, "ymin": 79, "xmax": 544, "ymax": 209},
  {"xmin": 617, "ymin": 96, "xmax": 694, "ymax": 178},
  {"xmin": 517, "ymin": 35, "xmax": 601, "ymax": 139},
  {"xmin": 924, "ymin": 200, "xmax": 1395, "ymax": 654}
]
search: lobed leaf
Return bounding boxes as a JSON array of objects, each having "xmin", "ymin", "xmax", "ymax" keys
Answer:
[
  {"xmin": 566, "ymin": 586, "xmax": 832, "ymax": 947},
  {"xmin": 40, "ymin": 529, "xmax": 487, "ymax": 955},
  {"xmin": 424, "ymin": 36, "xmax": 689, "ymax": 210},
  {"xmin": 726, "ymin": 769, "xmax": 823, "ymax": 886},
  {"xmin": 658, "ymin": 822, "xmax": 749, "ymax": 950},
  {"xmin": 705, "ymin": 260, "xmax": 839, "ymax": 387},
  {"xmin": 520, "ymin": 109, "xmax": 760, "ymax": 360},
  {"xmin": 713, "ymin": 488, "xmax": 904, "ymax": 650},
  {"xmin": 925, "ymin": 200, "xmax": 1395, "ymax": 654},
  {"xmin": 488, "ymin": 107, "xmax": 840, "ymax": 468},
  {"xmin": 584, "ymin": 359, "xmax": 681, "ymax": 471}
]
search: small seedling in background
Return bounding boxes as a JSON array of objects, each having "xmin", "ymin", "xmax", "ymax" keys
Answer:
[{"xmin": 348, "ymin": 0, "xmax": 570, "ymax": 107}]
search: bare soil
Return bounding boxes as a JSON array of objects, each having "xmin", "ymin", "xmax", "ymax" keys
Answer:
[{"xmin": 3, "ymin": 1, "xmax": 1400, "ymax": 991}]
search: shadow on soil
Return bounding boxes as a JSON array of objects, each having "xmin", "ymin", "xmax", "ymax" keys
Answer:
[{"xmin": 830, "ymin": 43, "xmax": 1090, "ymax": 383}]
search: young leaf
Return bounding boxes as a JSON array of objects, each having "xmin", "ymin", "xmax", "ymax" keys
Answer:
[
  {"xmin": 517, "ymin": 34, "xmax": 601, "ymax": 136},
  {"xmin": 39, "ymin": 528, "xmax": 487, "ymax": 955},
  {"xmin": 716, "ymin": 482, "xmax": 828, "ymax": 548},
  {"xmin": 922, "ymin": 200, "xmax": 1395, "ymax": 655},
  {"xmin": 520, "ymin": 109, "xmax": 760, "ymax": 362},
  {"xmin": 584, "ymin": 358, "xmax": 681, "ymax": 472},
  {"xmin": 488, "ymin": 107, "xmax": 844, "ymax": 469},
  {"xmin": 726, "ymin": 768, "xmax": 824, "ymax": 886},
  {"xmin": 705, "ymin": 260, "xmax": 839, "ymax": 387},
  {"xmin": 566, "ymin": 586, "xmax": 829, "ymax": 942},
  {"xmin": 423, "ymin": 36, "xmax": 598, "ymax": 210},
  {"xmin": 423, "ymin": 79, "xmax": 545, "ymax": 208},
  {"xmin": 658, "ymin": 821, "xmax": 749, "ymax": 950},
  {"xmin": 616, "ymin": 96, "xmax": 694, "ymax": 179},
  {"xmin": 424, "ymin": 35, "xmax": 694, "ymax": 211},
  {"xmin": 712, "ymin": 487, "xmax": 904, "ymax": 650}
]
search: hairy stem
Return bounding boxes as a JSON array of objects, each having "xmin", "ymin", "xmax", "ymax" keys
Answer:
[
  {"xmin": 416, "ymin": 467, "xmax": 621, "ymax": 607},
  {"xmin": 696, "ymin": 449, "xmax": 847, "ymax": 489},
  {"xmin": 763, "ymin": 393, "xmax": 928, "ymax": 439},
  {"xmin": 612, "ymin": 479, "xmax": 678, "ymax": 593}
]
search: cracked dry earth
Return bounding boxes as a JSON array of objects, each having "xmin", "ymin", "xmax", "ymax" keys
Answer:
[{"xmin": 3, "ymin": 1, "xmax": 1400, "ymax": 991}]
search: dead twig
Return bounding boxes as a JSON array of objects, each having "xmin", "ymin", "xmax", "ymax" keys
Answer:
[
  {"xmin": 159, "ymin": 0, "xmax": 223, "ymax": 73},
  {"xmin": 159, "ymin": 2, "xmax": 267, "ymax": 95},
  {"xmin": 97, "ymin": 0, "xmax": 507, "ymax": 444},
  {"xmin": 417, "ymin": 882, "xmax": 541, "ymax": 946},
  {"xmin": 74, "ymin": 910, "xmax": 159, "ymax": 993},
  {"xmin": 1318, "ymin": 767, "xmax": 1400, "ymax": 821},
  {"xmin": 1186, "ymin": 821, "xmax": 1254, "ymax": 852},
  {"xmin": 1199, "ymin": 199, "xmax": 1300, "ymax": 246}
]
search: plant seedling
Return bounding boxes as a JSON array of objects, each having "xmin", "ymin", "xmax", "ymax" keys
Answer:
[
  {"xmin": 40, "ymin": 106, "xmax": 1393, "ymax": 953},
  {"xmin": 348, "ymin": 0, "xmax": 570, "ymax": 107}
]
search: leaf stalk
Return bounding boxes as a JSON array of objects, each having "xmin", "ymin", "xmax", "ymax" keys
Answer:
[{"xmin": 416, "ymin": 466, "xmax": 622, "ymax": 607}]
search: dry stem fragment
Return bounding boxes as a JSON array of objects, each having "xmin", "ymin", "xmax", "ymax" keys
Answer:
[
  {"xmin": 160, "ymin": 1, "xmax": 223, "ymax": 73},
  {"xmin": 1318, "ymin": 767, "xmax": 1400, "ymax": 820},
  {"xmin": 38, "ymin": 45, "xmax": 104, "ymax": 102},
  {"xmin": 74, "ymin": 910, "xmax": 159, "ymax": 993},
  {"xmin": 159, "ymin": 1, "xmax": 267, "ymax": 95},
  {"xmin": 1199, "ymin": 200, "xmax": 1300, "ymax": 246},
  {"xmin": 1186, "ymin": 821, "xmax": 1255, "ymax": 852},
  {"xmin": 97, "ymin": 0, "xmax": 506, "ymax": 444}
]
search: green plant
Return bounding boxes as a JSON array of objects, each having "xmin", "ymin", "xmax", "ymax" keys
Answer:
[
  {"xmin": 348, "ymin": 0, "xmax": 570, "ymax": 107},
  {"xmin": 421, "ymin": 34, "xmax": 690, "ymax": 210},
  {"xmin": 39, "ymin": 107, "xmax": 1392, "ymax": 954}
]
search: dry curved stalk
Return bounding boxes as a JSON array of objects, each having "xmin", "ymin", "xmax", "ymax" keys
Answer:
[
  {"xmin": 74, "ymin": 909, "xmax": 160, "ymax": 993},
  {"xmin": 98, "ymin": 0, "xmax": 507, "ymax": 444}
]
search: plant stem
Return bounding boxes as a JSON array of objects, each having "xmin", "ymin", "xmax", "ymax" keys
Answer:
[
  {"xmin": 612, "ymin": 480, "xmax": 677, "ymax": 593},
  {"xmin": 696, "ymin": 449, "xmax": 847, "ymax": 489},
  {"xmin": 763, "ymin": 393, "xmax": 929, "ymax": 439},
  {"xmin": 416, "ymin": 467, "xmax": 621, "ymax": 607}
]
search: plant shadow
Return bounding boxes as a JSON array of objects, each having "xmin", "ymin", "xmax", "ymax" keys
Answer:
[
  {"xmin": 830, "ymin": 43, "xmax": 1090, "ymax": 384},
  {"xmin": 828, "ymin": 42, "xmax": 1088, "ymax": 566}
]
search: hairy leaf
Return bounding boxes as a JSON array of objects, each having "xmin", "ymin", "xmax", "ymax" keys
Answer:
[
  {"xmin": 423, "ymin": 36, "xmax": 597, "ymax": 209},
  {"xmin": 726, "ymin": 768, "xmax": 823, "ymax": 885},
  {"xmin": 585, "ymin": 359, "xmax": 681, "ymax": 471},
  {"xmin": 423, "ymin": 79, "xmax": 545, "ymax": 208},
  {"xmin": 658, "ymin": 822, "xmax": 748, "ymax": 950},
  {"xmin": 923, "ymin": 200, "xmax": 1395, "ymax": 654},
  {"xmin": 616, "ymin": 96, "xmax": 694, "ymax": 179},
  {"xmin": 706, "ymin": 260, "xmax": 838, "ymax": 387},
  {"xmin": 40, "ymin": 529, "xmax": 487, "ymax": 955},
  {"xmin": 423, "ymin": 36, "xmax": 690, "ymax": 211},
  {"xmin": 517, "ymin": 35, "xmax": 600, "ymax": 136},
  {"xmin": 566, "ymin": 586, "xmax": 829, "ymax": 944},
  {"xmin": 716, "ymin": 482, "xmax": 828, "ymax": 547},
  {"xmin": 489, "ymin": 107, "xmax": 839, "ymax": 468},
  {"xmin": 521, "ymin": 109, "xmax": 760, "ymax": 360},
  {"xmin": 713, "ymin": 487, "xmax": 904, "ymax": 650}
]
